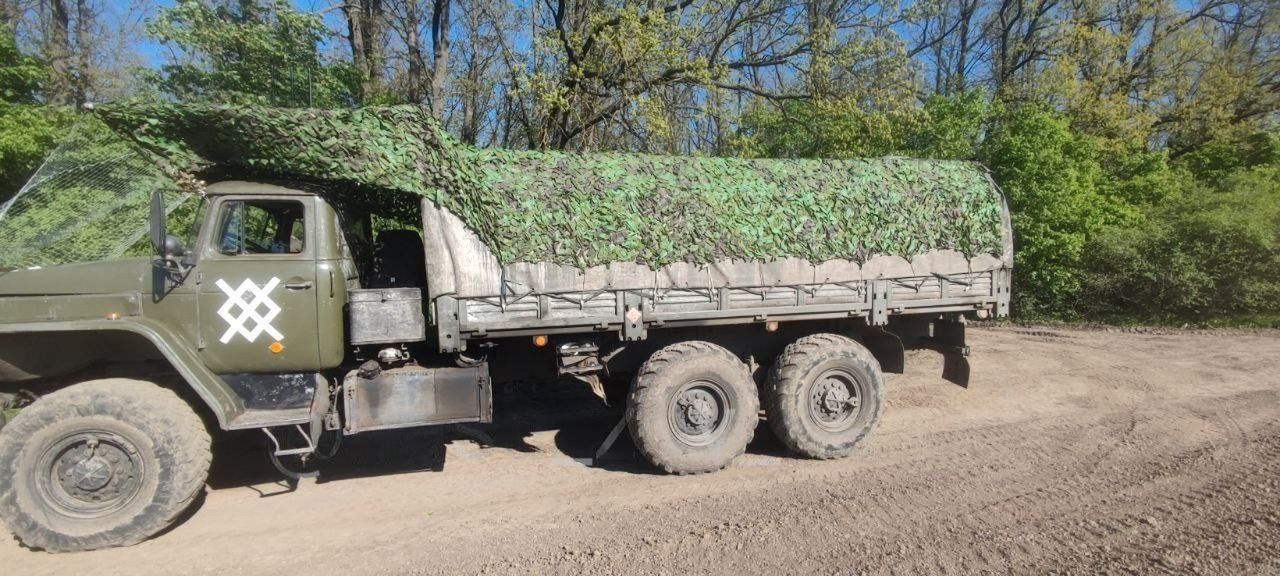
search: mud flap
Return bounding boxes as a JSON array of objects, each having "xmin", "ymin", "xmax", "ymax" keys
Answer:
[
  {"xmin": 925, "ymin": 319, "xmax": 970, "ymax": 388},
  {"xmin": 941, "ymin": 354, "xmax": 970, "ymax": 388},
  {"xmin": 861, "ymin": 326, "xmax": 904, "ymax": 374}
]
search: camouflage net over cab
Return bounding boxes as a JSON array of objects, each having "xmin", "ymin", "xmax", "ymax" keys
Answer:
[
  {"xmin": 91, "ymin": 102, "xmax": 1005, "ymax": 269},
  {"xmin": 0, "ymin": 117, "xmax": 189, "ymax": 268}
]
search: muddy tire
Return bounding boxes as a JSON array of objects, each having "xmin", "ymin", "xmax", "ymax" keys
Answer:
[
  {"xmin": 0, "ymin": 379, "xmax": 212, "ymax": 552},
  {"xmin": 766, "ymin": 333, "xmax": 884, "ymax": 459},
  {"xmin": 626, "ymin": 341, "xmax": 758, "ymax": 474}
]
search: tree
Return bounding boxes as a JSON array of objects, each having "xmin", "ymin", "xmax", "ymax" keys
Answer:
[
  {"xmin": 449, "ymin": 0, "xmax": 504, "ymax": 144},
  {"xmin": 733, "ymin": 90, "xmax": 990, "ymax": 161},
  {"xmin": 0, "ymin": 31, "xmax": 72, "ymax": 201},
  {"xmin": 0, "ymin": 28, "xmax": 42, "ymax": 103},
  {"xmin": 978, "ymin": 105, "xmax": 1120, "ymax": 315},
  {"xmin": 146, "ymin": 0, "xmax": 357, "ymax": 107},
  {"xmin": 511, "ymin": 0, "xmax": 916, "ymax": 151},
  {"xmin": 343, "ymin": 0, "xmax": 387, "ymax": 103},
  {"xmin": 384, "ymin": 0, "xmax": 452, "ymax": 116}
]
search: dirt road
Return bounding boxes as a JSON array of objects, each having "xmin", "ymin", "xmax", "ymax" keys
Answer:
[{"xmin": 4, "ymin": 326, "xmax": 1280, "ymax": 575}]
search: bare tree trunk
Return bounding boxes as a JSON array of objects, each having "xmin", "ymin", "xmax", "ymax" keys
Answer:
[
  {"xmin": 344, "ymin": 0, "xmax": 385, "ymax": 102},
  {"xmin": 404, "ymin": 0, "xmax": 425, "ymax": 104},
  {"xmin": 344, "ymin": 0, "xmax": 369, "ymax": 100},
  {"xmin": 45, "ymin": 0, "xmax": 73, "ymax": 105},
  {"xmin": 74, "ymin": 0, "xmax": 90, "ymax": 105},
  {"xmin": 459, "ymin": 44, "xmax": 484, "ymax": 144},
  {"xmin": 429, "ymin": 0, "xmax": 451, "ymax": 119},
  {"xmin": 954, "ymin": 0, "xmax": 975, "ymax": 92},
  {"xmin": 805, "ymin": 0, "xmax": 832, "ymax": 98}
]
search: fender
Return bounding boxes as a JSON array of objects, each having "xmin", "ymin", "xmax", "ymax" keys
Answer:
[{"xmin": 0, "ymin": 317, "xmax": 243, "ymax": 428}]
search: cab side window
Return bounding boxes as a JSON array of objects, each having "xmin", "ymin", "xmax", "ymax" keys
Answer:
[{"xmin": 217, "ymin": 200, "xmax": 306, "ymax": 255}]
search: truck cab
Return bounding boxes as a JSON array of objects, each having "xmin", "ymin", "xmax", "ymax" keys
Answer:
[{"xmin": 1, "ymin": 181, "xmax": 456, "ymax": 427}]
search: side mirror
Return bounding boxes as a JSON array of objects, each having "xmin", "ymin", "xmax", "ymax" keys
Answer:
[
  {"xmin": 149, "ymin": 189, "xmax": 166, "ymax": 256},
  {"xmin": 151, "ymin": 190, "xmax": 192, "ymax": 277}
]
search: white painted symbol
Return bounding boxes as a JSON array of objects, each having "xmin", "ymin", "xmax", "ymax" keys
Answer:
[{"xmin": 215, "ymin": 278, "xmax": 284, "ymax": 344}]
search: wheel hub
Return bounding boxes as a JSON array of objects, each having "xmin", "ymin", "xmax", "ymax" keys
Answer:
[
  {"xmin": 668, "ymin": 381, "xmax": 732, "ymax": 446},
  {"xmin": 677, "ymin": 389, "xmax": 719, "ymax": 433},
  {"xmin": 70, "ymin": 455, "xmax": 114, "ymax": 492},
  {"xmin": 40, "ymin": 432, "xmax": 144, "ymax": 516},
  {"xmin": 808, "ymin": 371, "xmax": 862, "ymax": 430},
  {"xmin": 816, "ymin": 381, "xmax": 857, "ymax": 415}
]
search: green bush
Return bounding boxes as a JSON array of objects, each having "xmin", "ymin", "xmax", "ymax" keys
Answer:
[
  {"xmin": 0, "ymin": 30, "xmax": 74, "ymax": 202},
  {"xmin": 733, "ymin": 98, "xmax": 922, "ymax": 159},
  {"xmin": 1081, "ymin": 166, "xmax": 1280, "ymax": 322},
  {"xmin": 978, "ymin": 106, "xmax": 1125, "ymax": 315},
  {"xmin": 1176, "ymin": 132, "xmax": 1280, "ymax": 184},
  {"xmin": 0, "ymin": 104, "xmax": 74, "ymax": 202}
]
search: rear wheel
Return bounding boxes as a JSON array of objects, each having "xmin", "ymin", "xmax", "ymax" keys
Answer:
[
  {"xmin": 766, "ymin": 333, "xmax": 884, "ymax": 459},
  {"xmin": 626, "ymin": 341, "xmax": 758, "ymax": 474},
  {"xmin": 0, "ymin": 379, "xmax": 211, "ymax": 552}
]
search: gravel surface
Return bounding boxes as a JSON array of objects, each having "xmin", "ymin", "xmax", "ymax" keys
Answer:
[{"xmin": 3, "ymin": 326, "xmax": 1279, "ymax": 575}]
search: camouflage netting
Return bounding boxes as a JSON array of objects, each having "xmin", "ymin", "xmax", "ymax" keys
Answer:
[
  {"xmin": 466, "ymin": 148, "xmax": 1005, "ymax": 266},
  {"xmin": 0, "ymin": 117, "xmax": 189, "ymax": 268},
  {"xmin": 5, "ymin": 102, "xmax": 1008, "ymax": 269}
]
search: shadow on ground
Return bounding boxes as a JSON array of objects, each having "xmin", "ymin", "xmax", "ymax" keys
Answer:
[{"xmin": 203, "ymin": 378, "xmax": 793, "ymax": 494}]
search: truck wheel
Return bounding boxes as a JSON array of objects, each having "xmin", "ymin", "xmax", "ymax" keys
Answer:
[
  {"xmin": 765, "ymin": 333, "xmax": 884, "ymax": 459},
  {"xmin": 0, "ymin": 379, "xmax": 211, "ymax": 552},
  {"xmin": 626, "ymin": 341, "xmax": 758, "ymax": 474}
]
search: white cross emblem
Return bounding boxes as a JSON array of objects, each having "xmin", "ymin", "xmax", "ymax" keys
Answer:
[{"xmin": 215, "ymin": 278, "xmax": 285, "ymax": 344}]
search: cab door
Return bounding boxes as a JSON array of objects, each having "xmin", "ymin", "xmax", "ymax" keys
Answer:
[{"xmin": 195, "ymin": 195, "xmax": 323, "ymax": 374}]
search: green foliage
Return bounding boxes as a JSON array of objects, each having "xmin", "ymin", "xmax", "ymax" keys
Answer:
[
  {"xmin": 0, "ymin": 31, "xmax": 71, "ymax": 203},
  {"xmin": 0, "ymin": 104, "xmax": 74, "ymax": 202},
  {"xmin": 91, "ymin": 102, "xmax": 1006, "ymax": 269},
  {"xmin": 0, "ymin": 31, "xmax": 45, "ymax": 104},
  {"xmin": 978, "ymin": 106, "xmax": 1125, "ymax": 315},
  {"xmin": 1175, "ymin": 131, "xmax": 1280, "ymax": 183},
  {"xmin": 1080, "ymin": 167, "xmax": 1280, "ymax": 320},
  {"xmin": 1094, "ymin": 143, "xmax": 1181, "ymax": 209},
  {"xmin": 733, "ymin": 98, "xmax": 923, "ymax": 159},
  {"xmin": 906, "ymin": 90, "xmax": 993, "ymax": 160},
  {"xmin": 145, "ymin": 0, "xmax": 357, "ymax": 107},
  {"xmin": 735, "ymin": 91, "xmax": 991, "ymax": 161}
]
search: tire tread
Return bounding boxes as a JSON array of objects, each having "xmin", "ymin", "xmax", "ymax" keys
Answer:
[
  {"xmin": 765, "ymin": 333, "xmax": 884, "ymax": 459},
  {"xmin": 626, "ymin": 341, "xmax": 758, "ymax": 474},
  {"xmin": 0, "ymin": 379, "xmax": 211, "ymax": 552}
]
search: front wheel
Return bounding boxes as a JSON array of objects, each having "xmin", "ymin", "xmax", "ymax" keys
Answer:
[
  {"xmin": 765, "ymin": 333, "xmax": 884, "ymax": 459},
  {"xmin": 0, "ymin": 379, "xmax": 211, "ymax": 552},
  {"xmin": 626, "ymin": 341, "xmax": 759, "ymax": 474}
]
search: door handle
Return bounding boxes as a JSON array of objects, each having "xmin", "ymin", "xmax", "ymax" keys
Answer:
[{"xmin": 285, "ymin": 280, "xmax": 314, "ymax": 290}]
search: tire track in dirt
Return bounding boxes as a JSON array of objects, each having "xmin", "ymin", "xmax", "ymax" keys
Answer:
[{"xmin": 3, "ymin": 328, "xmax": 1279, "ymax": 576}]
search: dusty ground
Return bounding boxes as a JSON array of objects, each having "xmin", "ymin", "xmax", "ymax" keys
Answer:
[{"xmin": 3, "ymin": 326, "xmax": 1280, "ymax": 575}]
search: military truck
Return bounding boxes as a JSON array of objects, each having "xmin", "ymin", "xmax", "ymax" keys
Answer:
[{"xmin": 0, "ymin": 106, "xmax": 1011, "ymax": 552}]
